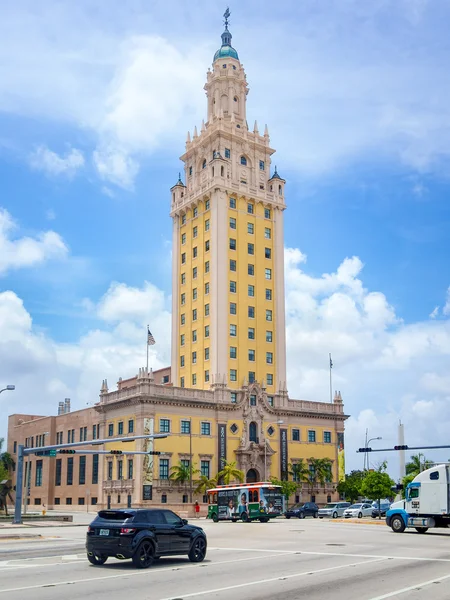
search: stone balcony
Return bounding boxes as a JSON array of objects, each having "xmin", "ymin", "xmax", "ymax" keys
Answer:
[{"xmin": 103, "ymin": 479, "xmax": 135, "ymax": 493}]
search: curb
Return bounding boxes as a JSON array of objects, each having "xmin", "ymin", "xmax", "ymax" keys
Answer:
[
  {"xmin": 332, "ymin": 519, "xmax": 386, "ymax": 526},
  {"xmin": 0, "ymin": 534, "xmax": 44, "ymax": 540}
]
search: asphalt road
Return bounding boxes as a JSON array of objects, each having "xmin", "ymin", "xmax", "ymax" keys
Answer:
[{"xmin": 2, "ymin": 518, "xmax": 450, "ymax": 599}]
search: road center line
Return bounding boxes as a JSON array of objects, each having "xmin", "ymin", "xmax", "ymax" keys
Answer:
[
  {"xmin": 368, "ymin": 572, "xmax": 450, "ymax": 600},
  {"xmin": 157, "ymin": 557, "xmax": 388, "ymax": 600}
]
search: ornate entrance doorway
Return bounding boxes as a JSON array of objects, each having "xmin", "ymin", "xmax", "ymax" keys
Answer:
[{"xmin": 246, "ymin": 468, "xmax": 259, "ymax": 483}]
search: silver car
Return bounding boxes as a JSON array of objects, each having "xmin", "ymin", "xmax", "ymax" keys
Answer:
[
  {"xmin": 343, "ymin": 503, "xmax": 373, "ymax": 518},
  {"xmin": 318, "ymin": 502, "xmax": 351, "ymax": 519}
]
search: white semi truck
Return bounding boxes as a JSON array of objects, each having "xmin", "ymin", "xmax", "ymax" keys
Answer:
[{"xmin": 386, "ymin": 463, "xmax": 450, "ymax": 533}]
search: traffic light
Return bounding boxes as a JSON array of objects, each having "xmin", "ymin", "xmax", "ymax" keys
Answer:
[
  {"xmin": 110, "ymin": 450, "xmax": 123, "ymax": 455},
  {"xmin": 394, "ymin": 445, "xmax": 408, "ymax": 451},
  {"xmin": 391, "ymin": 483, "xmax": 403, "ymax": 491},
  {"xmin": 358, "ymin": 447, "xmax": 372, "ymax": 452},
  {"xmin": 59, "ymin": 449, "xmax": 76, "ymax": 454},
  {"xmin": 148, "ymin": 451, "xmax": 161, "ymax": 455}
]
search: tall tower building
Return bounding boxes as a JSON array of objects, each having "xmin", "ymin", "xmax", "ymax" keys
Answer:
[{"xmin": 171, "ymin": 13, "xmax": 287, "ymax": 395}]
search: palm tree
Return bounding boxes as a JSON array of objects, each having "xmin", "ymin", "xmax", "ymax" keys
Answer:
[
  {"xmin": 289, "ymin": 460, "xmax": 310, "ymax": 486},
  {"xmin": 217, "ymin": 461, "xmax": 244, "ymax": 484},
  {"xmin": 307, "ymin": 458, "xmax": 333, "ymax": 494},
  {"xmin": 0, "ymin": 438, "xmax": 14, "ymax": 475},
  {"xmin": 194, "ymin": 475, "xmax": 217, "ymax": 496},
  {"xmin": 406, "ymin": 453, "xmax": 433, "ymax": 476},
  {"xmin": 169, "ymin": 462, "xmax": 199, "ymax": 488}
]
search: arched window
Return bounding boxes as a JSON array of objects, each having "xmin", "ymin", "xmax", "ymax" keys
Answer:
[
  {"xmin": 221, "ymin": 166, "xmax": 224, "ymax": 176},
  {"xmin": 212, "ymin": 167, "xmax": 214, "ymax": 176},
  {"xmin": 279, "ymin": 185, "xmax": 282, "ymax": 195},
  {"xmin": 249, "ymin": 421, "xmax": 258, "ymax": 443},
  {"xmin": 241, "ymin": 156, "xmax": 247, "ymax": 166},
  {"xmin": 202, "ymin": 159, "xmax": 206, "ymax": 169}
]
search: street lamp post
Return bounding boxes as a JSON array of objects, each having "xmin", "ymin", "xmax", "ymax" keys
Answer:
[
  {"xmin": 0, "ymin": 385, "xmax": 15, "ymax": 394},
  {"xmin": 363, "ymin": 430, "xmax": 382, "ymax": 470},
  {"xmin": 189, "ymin": 418, "xmax": 193, "ymax": 504},
  {"xmin": 264, "ymin": 420, "xmax": 284, "ymax": 481}
]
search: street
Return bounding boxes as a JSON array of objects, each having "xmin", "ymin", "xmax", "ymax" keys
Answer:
[{"xmin": 1, "ymin": 518, "xmax": 450, "ymax": 599}]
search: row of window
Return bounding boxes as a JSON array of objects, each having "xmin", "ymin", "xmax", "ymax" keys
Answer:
[
  {"xmin": 180, "ymin": 327, "xmax": 210, "ymax": 345},
  {"xmin": 229, "ymin": 219, "xmax": 272, "ymax": 238},
  {"xmin": 23, "ymin": 455, "xmax": 101, "ymax": 488},
  {"xmin": 181, "ymin": 259, "xmax": 274, "ymax": 287},
  {"xmin": 229, "ymin": 392, "xmax": 274, "ymax": 405},
  {"xmin": 229, "ymin": 239, "xmax": 272, "ymax": 259},
  {"xmin": 181, "ymin": 220, "xmax": 210, "ymax": 244},
  {"xmin": 229, "ymin": 198, "xmax": 272, "ymax": 219},
  {"xmin": 181, "ymin": 240, "xmax": 209, "ymax": 265},
  {"xmin": 198, "ymin": 153, "xmax": 265, "ymax": 170},
  {"xmin": 180, "ymin": 201, "xmax": 210, "ymax": 226},
  {"xmin": 229, "ymin": 348, "xmax": 273, "ymax": 363},
  {"xmin": 157, "ymin": 419, "xmax": 211, "ymax": 436},
  {"xmin": 290, "ymin": 430, "xmax": 332, "ymax": 443},
  {"xmin": 107, "ymin": 419, "xmax": 135, "ymax": 437},
  {"xmin": 106, "ymin": 458, "xmax": 134, "ymax": 481},
  {"xmin": 157, "ymin": 458, "xmax": 210, "ymax": 480}
]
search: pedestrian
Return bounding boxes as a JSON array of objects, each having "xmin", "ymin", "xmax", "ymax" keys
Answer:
[{"xmin": 194, "ymin": 501, "xmax": 200, "ymax": 519}]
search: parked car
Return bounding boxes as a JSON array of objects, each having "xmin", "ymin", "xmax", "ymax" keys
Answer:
[
  {"xmin": 86, "ymin": 509, "xmax": 207, "ymax": 569},
  {"xmin": 343, "ymin": 503, "xmax": 373, "ymax": 518},
  {"xmin": 371, "ymin": 502, "xmax": 391, "ymax": 518},
  {"xmin": 285, "ymin": 502, "xmax": 319, "ymax": 519},
  {"xmin": 318, "ymin": 502, "xmax": 351, "ymax": 519}
]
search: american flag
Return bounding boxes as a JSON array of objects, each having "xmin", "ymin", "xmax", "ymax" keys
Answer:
[{"xmin": 147, "ymin": 327, "xmax": 156, "ymax": 346}]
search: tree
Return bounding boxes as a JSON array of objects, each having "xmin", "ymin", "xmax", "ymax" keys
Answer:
[
  {"xmin": 361, "ymin": 470, "xmax": 395, "ymax": 519},
  {"xmin": 406, "ymin": 453, "xmax": 433, "ymax": 477},
  {"xmin": 337, "ymin": 470, "xmax": 366, "ymax": 504},
  {"xmin": 0, "ymin": 438, "xmax": 13, "ymax": 480},
  {"xmin": 169, "ymin": 462, "xmax": 199, "ymax": 488},
  {"xmin": 216, "ymin": 461, "xmax": 244, "ymax": 485},
  {"xmin": 194, "ymin": 475, "xmax": 217, "ymax": 496},
  {"xmin": 289, "ymin": 460, "xmax": 310, "ymax": 486},
  {"xmin": 306, "ymin": 458, "xmax": 333, "ymax": 495},
  {"xmin": 270, "ymin": 477, "xmax": 298, "ymax": 503}
]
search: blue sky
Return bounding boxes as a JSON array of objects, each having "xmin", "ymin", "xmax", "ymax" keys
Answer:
[{"xmin": 1, "ymin": 0, "xmax": 450, "ymax": 473}]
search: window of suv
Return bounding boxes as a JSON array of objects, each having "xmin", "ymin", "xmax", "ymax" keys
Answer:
[
  {"xmin": 97, "ymin": 510, "xmax": 134, "ymax": 521},
  {"xmin": 145, "ymin": 510, "xmax": 165, "ymax": 524},
  {"xmin": 162, "ymin": 510, "xmax": 183, "ymax": 525}
]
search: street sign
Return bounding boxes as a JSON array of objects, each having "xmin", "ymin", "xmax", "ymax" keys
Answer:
[{"xmin": 34, "ymin": 449, "xmax": 57, "ymax": 457}]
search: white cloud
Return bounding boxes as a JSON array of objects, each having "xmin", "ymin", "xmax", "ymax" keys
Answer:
[
  {"xmin": 0, "ymin": 208, "xmax": 68, "ymax": 276},
  {"xmin": 444, "ymin": 287, "xmax": 450, "ymax": 316},
  {"xmin": 93, "ymin": 146, "xmax": 139, "ymax": 190},
  {"xmin": 429, "ymin": 306, "xmax": 439, "ymax": 319},
  {"xmin": 96, "ymin": 281, "xmax": 167, "ymax": 323},
  {"xmin": 30, "ymin": 145, "xmax": 84, "ymax": 177}
]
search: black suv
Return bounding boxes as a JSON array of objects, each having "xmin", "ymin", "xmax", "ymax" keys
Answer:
[
  {"xmin": 284, "ymin": 502, "xmax": 319, "ymax": 519},
  {"xmin": 86, "ymin": 509, "xmax": 207, "ymax": 569}
]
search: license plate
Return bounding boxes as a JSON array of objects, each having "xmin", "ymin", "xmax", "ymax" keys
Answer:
[{"xmin": 99, "ymin": 529, "xmax": 110, "ymax": 536}]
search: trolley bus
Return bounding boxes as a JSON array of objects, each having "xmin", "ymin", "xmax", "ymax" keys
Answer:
[{"xmin": 207, "ymin": 482, "xmax": 285, "ymax": 522}]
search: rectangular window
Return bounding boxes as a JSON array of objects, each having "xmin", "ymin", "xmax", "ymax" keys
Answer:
[
  {"xmin": 265, "ymin": 268, "xmax": 272, "ymax": 280},
  {"xmin": 180, "ymin": 355, "xmax": 185, "ymax": 367},
  {"xmin": 248, "ymin": 285, "xmax": 254, "ymax": 297},
  {"xmin": 92, "ymin": 454, "xmax": 99, "ymax": 484},
  {"xmin": 192, "ymin": 330, "xmax": 197, "ymax": 342},
  {"xmin": 205, "ymin": 369, "xmax": 209, "ymax": 382},
  {"xmin": 248, "ymin": 243, "xmax": 254, "ymax": 255},
  {"xmin": 247, "ymin": 203, "xmax": 254, "ymax": 214},
  {"xmin": 66, "ymin": 498, "xmax": 72, "ymax": 505},
  {"xmin": 118, "ymin": 461, "xmax": 123, "ymax": 480},
  {"xmin": 248, "ymin": 306, "xmax": 255, "ymax": 318},
  {"xmin": 189, "ymin": 166, "xmax": 192, "ymax": 176},
  {"xmin": 128, "ymin": 419, "xmax": 134, "ymax": 433},
  {"xmin": 265, "ymin": 247, "xmax": 271, "ymax": 259},
  {"xmin": 201, "ymin": 422, "xmax": 211, "ymax": 436},
  {"xmin": 230, "ymin": 324, "xmax": 237, "ymax": 336},
  {"xmin": 230, "ymin": 259, "xmax": 236, "ymax": 271},
  {"xmin": 181, "ymin": 334, "xmax": 185, "ymax": 346},
  {"xmin": 160, "ymin": 419, "xmax": 171, "ymax": 433},
  {"xmin": 193, "ymin": 266, "xmax": 197, "ymax": 279},
  {"xmin": 181, "ymin": 292, "xmax": 186, "ymax": 305},
  {"xmin": 117, "ymin": 421, "xmax": 123, "ymax": 435},
  {"xmin": 266, "ymin": 330, "xmax": 273, "ymax": 342},
  {"xmin": 181, "ymin": 233, "xmax": 186, "ymax": 244},
  {"xmin": 193, "ymin": 226, "xmax": 198, "ymax": 238},
  {"xmin": 292, "ymin": 429, "xmax": 300, "ymax": 441},
  {"xmin": 181, "ymin": 313, "xmax": 185, "ymax": 325},
  {"xmin": 67, "ymin": 457, "xmax": 74, "ymax": 486},
  {"xmin": 265, "ymin": 208, "xmax": 271, "ymax": 219},
  {"xmin": 229, "ymin": 238, "xmax": 236, "ymax": 250},
  {"xmin": 247, "ymin": 222, "xmax": 254, "ymax": 234},
  {"xmin": 266, "ymin": 352, "xmax": 273, "ymax": 364},
  {"xmin": 230, "ymin": 302, "xmax": 237, "ymax": 315},
  {"xmin": 225, "ymin": 148, "xmax": 231, "ymax": 159},
  {"xmin": 160, "ymin": 459, "xmax": 169, "ymax": 480},
  {"xmin": 193, "ymin": 207, "xmax": 198, "ymax": 218},
  {"xmin": 248, "ymin": 327, "xmax": 255, "ymax": 339},
  {"xmin": 229, "ymin": 197, "xmax": 236, "ymax": 208},
  {"xmin": 205, "ymin": 303, "xmax": 210, "ymax": 316},
  {"xmin": 265, "ymin": 288, "xmax": 272, "ymax": 300},
  {"xmin": 192, "ymin": 373, "xmax": 197, "ymax": 386},
  {"xmin": 308, "ymin": 430, "xmax": 316, "ymax": 443},
  {"xmin": 35, "ymin": 460, "xmax": 43, "ymax": 487},
  {"xmin": 267, "ymin": 395, "xmax": 274, "ymax": 406},
  {"xmin": 79, "ymin": 456, "xmax": 86, "ymax": 485},
  {"xmin": 108, "ymin": 423, "xmax": 114, "ymax": 437},
  {"xmin": 180, "ymin": 377, "xmax": 185, "ymax": 388},
  {"xmin": 230, "ymin": 281, "xmax": 236, "ymax": 293},
  {"xmin": 201, "ymin": 460, "xmax": 210, "ymax": 478},
  {"xmin": 193, "ymin": 246, "xmax": 198, "ymax": 258},
  {"xmin": 205, "ymin": 325, "xmax": 210, "ymax": 337},
  {"xmin": 248, "ymin": 264, "xmax": 254, "ymax": 276},
  {"xmin": 127, "ymin": 459, "xmax": 133, "ymax": 480},
  {"xmin": 192, "ymin": 308, "xmax": 197, "ymax": 321},
  {"xmin": 230, "ymin": 369, "xmax": 237, "ymax": 382},
  {"xmin": 266, "ymin": 310, "xmax": 273, "ymax": 321},
  {"xmin": 205, "ymin": 260, "xmax": 210, "ymax": 273},
  {"xmin": 205, "ymin": 218, "xmax": 210, "ymax": 231},
  {"xmin": 260, "ymin": 160, "xmax": 265, "ymax": 170},
  {"xmin": 248, "ymin": 371, "xmax": 255, "ymax": 383},
  {"xmin": 192, "ymin": 288, "xmax": 197, "ymax": 300},
  {"xmin": 55, "ymin": 459, "xmax": 62, "ymax": 486},
  {"xmin": 265, "ymin": 227, "xmax": 271, "ymax": 239},
  {"xmin": 250, "ymin": 394, "xmax": 256, "ymax": 406},
  {"xmin": 181, "ymin": 273, "xmax": 186, "ymax": 285},
  {"xmin": 205, "ymin": 347, "xmax": 210, "ymax": 360},
  {"xmin": 181, "ymin": 252, "xmax": 186, "ymax": 264},
  {"xmin": 230, "ymin": 217, "xmax": 236, "ymax": 229},
  {"xmin": 192, "ymin": 351, "xmax": 197, "ymax": 364},
  {"xmin": 248, "ymin": 349, "xmax": 255, "ymax": 361},
  {"xmin": 182, "ymin": 214, "xmax": 186, "ymax": 225},
  {"xmin": 205, "ymin": 282, "xmax": 209, "ymax": 295},
  {"xmin": 324, "ymin": 431, "xmax": 332, "ymax": 444},
  {"xmin": 181, "ymin": 420, "xmax": 191, "ymax": 434},
  {"xmin": 205, "ymin": 240, "xmax": 210, "ymax": 252},
  {"xmin": 230, "ymin": 346, "xmax": 237, "ymax": 359},
  {"xmin": 230, "ymin": 392, "xmax": 237, "ymax": 403}
]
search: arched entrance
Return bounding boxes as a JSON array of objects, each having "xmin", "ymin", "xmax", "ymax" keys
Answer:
[{"xmin": 246, "ymin": 468, "xmax": 259, "ymax": 483}]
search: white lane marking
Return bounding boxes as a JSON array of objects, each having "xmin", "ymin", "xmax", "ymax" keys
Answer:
[
  {"xmin": 157, "ymin": 557, "xmax": 388, "ymax": 600},
  {"xmin": 210, "ymin": 547, "xmax": 450, "ymax": 563},
  {"xmin": 368, "ymin": 572, "xmax": 450, "ymax": 600},
  {"xmin": 0, "ymin": 551, "xmax": 294, "ymax": 593}
]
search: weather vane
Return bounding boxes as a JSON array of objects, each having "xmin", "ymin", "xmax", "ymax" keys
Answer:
[{"xmin": 224, "ymin": 7, "xmax": 230, "ymax": 29}]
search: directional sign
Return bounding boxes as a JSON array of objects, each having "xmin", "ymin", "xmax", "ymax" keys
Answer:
[{"xmin": 34, "ymin": 449, "xmax": 57, "ymax": 457}]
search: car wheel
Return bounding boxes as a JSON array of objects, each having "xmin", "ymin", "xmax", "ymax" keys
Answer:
[
  {"xmin": 415, "ymin": 527, "xmax": 428, "ymax": 534},
  {"xmin": 231, "ymin": 518, "xmax": 238, "ymax": 523},
  {"xmin": 390, "ymin": 515, "xmax": 406, "ymax": 533},
  {"xmin": 332, "ymin": 512, "xmax": 338, "ymax": 519},
  {"xmin": 313, "ymin": 512, "xmax": 318, "ymax": 519},
  {"xmin": 285, "ymin": 515, "xmax": 291, "ymax": 519},
  {"xmin": 87, "ymin": 552, "xmax": 108, "ymax": 566},
  {"xmin": 212, "ymin": 512, "xmax": 219, "ymax": 523},
  {"xmin": 299, "ymin": 512, "xmax": 305, "ymax": 519},
  {"xmin": 132, "ymin": 540, "xmax": 155, "ymax": 569},
  {"xmin": 241, "ymin": 512, "xmax": 249, "ymax": 523},
  {"xmin": 188, "ymin": 536, "xmax": 207, "ymax": 562},
  {"xmin": 358, "ymin": 512, "xmax": 362, "ymax": 518},
  {"xmin": 259, "ymin": 517, "xmax": 269, "ymax": 523}
]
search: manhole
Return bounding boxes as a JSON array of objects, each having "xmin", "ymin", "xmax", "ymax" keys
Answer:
[{"xmin": 326, "ymin": 543, "xmax": 345, "ymax": 547}]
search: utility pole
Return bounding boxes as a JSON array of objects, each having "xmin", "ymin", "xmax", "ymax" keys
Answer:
[{"xmin": 189, "ymin": 418, "xmax": 193, "ymax": 503}]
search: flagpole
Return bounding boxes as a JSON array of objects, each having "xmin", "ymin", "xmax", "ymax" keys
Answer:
[
  {"xmin": 329, "ymin": 353, "xmax": 333, "ymax": 403},
  {"xmin": 146, "ymin": 324, "xmax": 149, "ymax": 372}
]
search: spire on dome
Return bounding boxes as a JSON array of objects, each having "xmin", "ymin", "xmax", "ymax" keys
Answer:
[
  {"xmin": 213, "ymin": 8, "xmax": 239, "ymax": 62},
  {"xmin": 270, "ymin": 165, "xmax": 282, "ymax": 180}
]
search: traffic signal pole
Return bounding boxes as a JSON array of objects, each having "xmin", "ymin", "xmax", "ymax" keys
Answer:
[
  {"xmin": 358, "ymin": 444, "xmax": 450, "ymax": 453},
  {"xmin": 13, "ymin": 434, "xmax": 168, "ymax": 524}
]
